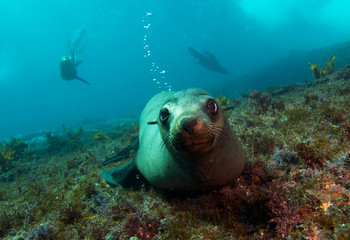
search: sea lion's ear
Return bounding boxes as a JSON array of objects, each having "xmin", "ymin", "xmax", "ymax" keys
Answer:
[
  {"xmin": 147, "ymin": 120, "xmax": 158, "ymax": 125},
  {"xmin": 223, "ymin": 106, "xmax": 233, "ymax": 112}
]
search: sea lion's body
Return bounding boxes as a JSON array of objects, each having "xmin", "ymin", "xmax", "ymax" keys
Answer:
[
  {"xmin": 59, "ymin": 28, "xmax": 89, "ymax": 85},
  {"xmin": 59, "ymin": 56, "xmax": 89, "ymax": 85},
  {"xmin": 102, "ymin": 88, "xmax": 246, "ymax": 191},
  {"xmin": 188, "ymin": 47, "xmax": 229, "ymax": 74},
  {"xmin": 59, "ymin": 57, "xmax": 78, "ymax": 80}
]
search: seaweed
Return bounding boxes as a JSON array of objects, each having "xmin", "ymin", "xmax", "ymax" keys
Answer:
[
  {"xmin": 244, "ymin": 130, "xmax": 276, "ymax": 155},
  {"xmin": 309, "ymin": 56, "xmax": 336, "ymax": 80},
  {"xmin": 295, "ymin": 141, "xmax": 326, "ymax": 168},
  {"xmin": 0, "ymin": 207, "xmax": 28, "ymax": 238},
  {"xmin": 341, "ymin": 122, "xmax": 350, "ymax": 143},
  {"xmin": 93, "ymin": 130, "xmax": 111, "ymax": 142},
  {"xmin": 0, "ymin": 211, "xmax": 13, "ymax": 237},
  {"xmin": 337, "ymin": 64, "xmax": 350, "ymax": 80},
  {"xmin": 320, "ymin": 104, "xmax": 347, "ymax": 125},
  {"xmin": 60, "ymin": 202, "xmax": 84, "ymax": 225},
  {"xmin": 26, "ymin": 223, "xmax": 56, "ymax": 240},
  {"xmin": 0, "ymin": 138, "xmax": 28, "ymax": 173},
  {"xmin": 121, "ymin": 213, "xmax": 160, "ymax": 239},
  {"xmin": 248, "ymin": 89, "xmax": 272, "ymax": 114},
  {"xmin": 216, "ymin": 94, "xmax": 231, "ymax": 106},
  {"xmin": 45, "ymin": 125, "xmax": 84, "ymax": 153}
]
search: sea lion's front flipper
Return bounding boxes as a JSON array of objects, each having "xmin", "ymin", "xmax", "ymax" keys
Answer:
[
  {"xmin": 75, "ymin": 76, "xmax": 90, "ymax": 85},
  {"xmin": 101, "ymin": 138, "xmax": 139, "ymax": 166},
  {"xmin": 101, "ymin": 159, "xmax": 139, "ymax": 186},
  {"xmin": 75, "ymin": 60, "xmax": 83, "ymax": 66}
]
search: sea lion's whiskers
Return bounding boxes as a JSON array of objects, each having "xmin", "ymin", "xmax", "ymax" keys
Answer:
[
  {"xmin": 161, "ymin": 133, "xmax": 172, "ymax": 149},
  {"xmin": 212, "ymin": 125, "xmax": 227, "ymax": 143}
]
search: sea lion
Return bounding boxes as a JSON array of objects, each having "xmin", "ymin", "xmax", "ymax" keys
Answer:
[
  {"xmin": 59, "ymin": 28, "xmax": 89, "ymax": 85},
  {"xmin": 101, "ymin": 88, "xmax": 246, "ymax": 191},
  {"xmin": 59, "ymin": 55, "xmax": 89, "ymax": 85},
  {"xmin": 188, "ymin": 47, "xmax": 229, "ymax": 74}
]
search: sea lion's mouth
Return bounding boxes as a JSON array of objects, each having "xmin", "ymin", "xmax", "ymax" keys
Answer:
[
  {"xmin": 175, "ymin": 133, "xmax": 216, "ymax": 154},
  {"xmin": 183, "ymin": 139, "xmax": 213, "ymax": 147},
  {"xmin": 183, "ymin": 140, "xmax": 214, "ymax": 153}
]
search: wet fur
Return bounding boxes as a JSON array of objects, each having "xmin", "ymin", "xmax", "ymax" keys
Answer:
[
  {"xmin": 134, "ymin": 88, "xmax": 246, "ymax": 191},
  {"xmin": 102, "ymin": 88, "xmax": 246, "ymax": 191}
]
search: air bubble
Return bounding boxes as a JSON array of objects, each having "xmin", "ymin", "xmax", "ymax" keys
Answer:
[{"xmin": 142, "ymin": 11, "xmax": 173, "ymax": 91}]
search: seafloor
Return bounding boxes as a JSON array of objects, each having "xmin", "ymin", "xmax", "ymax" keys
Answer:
[{"xmin": 1, "ymin": 66, "xmax": 350, "ymax": 240}]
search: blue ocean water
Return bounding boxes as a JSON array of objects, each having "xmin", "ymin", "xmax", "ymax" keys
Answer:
[{"xmin": 0, "ymin": 0, "xmax": 349, "ymax": 139}]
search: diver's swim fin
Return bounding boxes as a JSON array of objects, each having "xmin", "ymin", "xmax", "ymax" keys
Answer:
[{"xmin": 76, "ymin": 76, "xmax": 90, "ymax": 85}]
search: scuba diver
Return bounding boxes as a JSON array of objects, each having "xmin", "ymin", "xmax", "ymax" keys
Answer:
[
  {"xmin": 59, "ymin": 28, "xmax": 89, "ymax": 85},
  {"xmin": 188, "ymin": 47, "xmax": 229, "ymax": 74}
]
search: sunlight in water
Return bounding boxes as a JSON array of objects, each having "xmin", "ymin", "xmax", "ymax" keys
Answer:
[{"xmin": 237, "ymin": 0, "xmax": 350, "ymax": 31}]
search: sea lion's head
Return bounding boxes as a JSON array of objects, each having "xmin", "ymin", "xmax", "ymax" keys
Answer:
[
  {"xmin": 60, "ymin": 56, "xmax": 74, "ymax": 65},
  {"xmin": 151, "ymin": 89, "xmax": 232, "ymax": 155},
  {"xmin": 59, "ymin": 56, "xmax": 77, "ymax": 80}
]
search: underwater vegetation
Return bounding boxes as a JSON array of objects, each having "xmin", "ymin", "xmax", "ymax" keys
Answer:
[
  {"xmin": 216, "ymin": 94, "xmax": 231, "ymax": 106},
  {"xmin": 0, "ymin": 66, "xmax": 350, "ymax": 239},
  {"xmin": 0, "ymin": 139, "xmax": 28, "ymax": 173},
  {"xmin": 217, "ymin": 94, "xmax": 242, "ymax": 109},
  {"xmin": 93, "ymin": 130, "xmax": 112, "ymax": 143},
  {"xmin": 309, "ymin": 56, "xmax": 336, "ymax": 79},
  {"xmin": 45, "ymin": 125, "xmax": 84, "ymax": 153},
  {"xmin": 247, "ymin": 89, "xmax": 272, "ymax": 115}
]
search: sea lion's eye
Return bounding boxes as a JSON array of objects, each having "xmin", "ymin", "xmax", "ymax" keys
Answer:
[
  {"xmin": 206, "ymin": 99, "xmax": 218, "ymax": 114},
  {"xmin": 159, "ymin": 108, "xmax": 170, "ymax": 123}
]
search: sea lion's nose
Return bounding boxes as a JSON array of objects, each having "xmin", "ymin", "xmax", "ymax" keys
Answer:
[{"xmin": 181, "ymin": 118, "xmax": 197, "ymax": 134}]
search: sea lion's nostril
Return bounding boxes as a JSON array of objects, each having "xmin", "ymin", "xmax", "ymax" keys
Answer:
[{"xmin": 181, "ymin": 118, "xmax": 197, "ymax": 134}]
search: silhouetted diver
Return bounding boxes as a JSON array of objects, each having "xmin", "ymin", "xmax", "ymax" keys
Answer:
[
  {"xmin": 188, "ymin": 47, "xmax": 229, "ymax": 74},
  {"xmin": 59, "ymin": 28, "xmax": 89, "ymax": 85}
]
